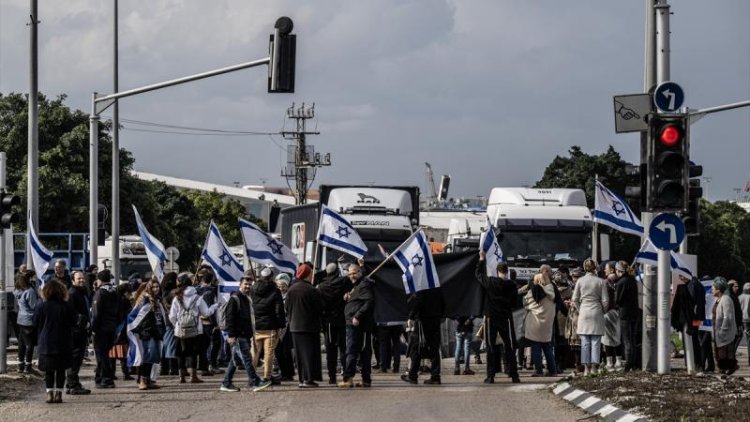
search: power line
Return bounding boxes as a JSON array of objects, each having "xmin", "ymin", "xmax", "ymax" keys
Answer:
[{"xmin": 102, "ymin": 115, "xmax": 279, "ymax": 135}]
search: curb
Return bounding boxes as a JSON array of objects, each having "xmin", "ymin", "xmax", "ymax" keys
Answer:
[{"xmin": 551, "ymin": 381, "xmax": 648, "ymax": 422}]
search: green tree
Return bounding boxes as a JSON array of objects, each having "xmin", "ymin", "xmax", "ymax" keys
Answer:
[
  {"xmin": 693, "ymin": 200, "xmax": 749, "ymax": 281},
  {"xmin": 534, "ymin": 145, "xmax": 640, "ymax": 262}
]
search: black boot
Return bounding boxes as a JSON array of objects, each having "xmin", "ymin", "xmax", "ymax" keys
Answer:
[{"xmin": 423, "ymin": 375, "xmax": 441, "ymax": 385}]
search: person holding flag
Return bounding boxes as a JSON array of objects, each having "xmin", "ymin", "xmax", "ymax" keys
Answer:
[
  {"xmin": 201, "ymin": 221, "xmax": 244, "ymax": 301},
  {"xmin": 479, "ymin": 216, "xmax": 504, "ymax": 277},
  {"xmin": 132, "ymin": 206, "xmax": 168, "ymax": 282}
]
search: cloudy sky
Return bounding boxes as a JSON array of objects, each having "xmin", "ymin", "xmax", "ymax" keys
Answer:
[{"xmin": 1, "ymin": 0, "xmax": 748, "ymax": 202}]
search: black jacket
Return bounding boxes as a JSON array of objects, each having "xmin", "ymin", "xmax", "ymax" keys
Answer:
[
  {"xmin": 285, "ymin": 281, "xmax": 323, "ymax": 333},
  {"xmin": 687, "ymin": 277, "xmax": 706, "ymax": 321},
  {"xmin": 250, "ymin": 280, "xmax": 286, "ymax": 330},
  {"xmin": 344, "ymin": 277, "xmax": 375, "ymax": 327},
  {"xmin": 475, "ymin": 261, "xmax": 517, "ymax": 320},
  {"xmin": 407, "ymin": 287, "xmax": 445, "ymax": 321},
  {"xmin": 68, "ymin": 285, "xmax": 90, "ymax": 334},
  {"xmin": 225, "ymin": 292, "xmax": 253, "ymax": 339},
  {"xmin": 32, "ymin": 298, "xmax": 76, "ymax": 355},
  {"xmin": 317, "ymin": 274, "xmax": 350, "ymax": 327},
  {"xmin": 615, "ymin": 274, "xmax": 640, "ymax": 321},
  {"xmin": 92, "ymin": 284, "xmax": 121, "ymax": 334}
]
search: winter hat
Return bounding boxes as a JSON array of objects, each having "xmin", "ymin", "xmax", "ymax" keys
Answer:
[
  {"xmin": 615, "ymin": 262, "xmax": 627, "ymax": 272},
  {"xmin": 275, "ymin": 273, "xmax": 291, "ymax": 286},
  {"xmin": 325, "ymin": 263, "xmax": 338, "ymax": 275},
  {"xmin": 713, "ymin": 277, "xmax": 728, "ymax": 293},
  {"xmin": 295, "ymin": 264, "xmax": 312, "ymax": 280},
  {"xmin": 260, "ymin": 267, "xmax": 273, "ymax": 279}
]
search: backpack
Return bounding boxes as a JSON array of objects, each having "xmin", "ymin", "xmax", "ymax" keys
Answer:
[
  {"xmin": 217, "ymin": 295, "xmax": 239, "ymax": 331},
  {"xmin": 174, "ymin": 297, "xmax": 199, "ymax": 339}
]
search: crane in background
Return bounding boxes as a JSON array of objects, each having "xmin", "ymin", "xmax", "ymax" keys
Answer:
[{"xmin": 425, "ymin": 162, "xmax": 438, "ymax": 203}]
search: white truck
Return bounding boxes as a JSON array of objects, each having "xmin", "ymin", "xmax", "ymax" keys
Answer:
[
  {"xmin": 97, "ymin": 235, "xmax": 153, "ymax": 281},
  {"xmin": 486, "ymin": 188, "xmax": 607, "ymax": 280},
  {"xmin": 419, "ymin": 210, "xmax": 487, "ymax": 253}
]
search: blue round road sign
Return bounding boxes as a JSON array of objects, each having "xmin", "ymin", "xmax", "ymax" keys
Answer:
[
  {"xmin": 654, "ymin": 81, "xmax": 685, "ymax": 112},
  {"xmin": 649, "ymin": 213, "xmax": 686, "ymax": 250}
]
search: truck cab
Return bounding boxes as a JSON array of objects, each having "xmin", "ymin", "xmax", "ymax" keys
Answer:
[{"xmin": 97, "ymin": 235, "xmax": 152, "ymax": 281}]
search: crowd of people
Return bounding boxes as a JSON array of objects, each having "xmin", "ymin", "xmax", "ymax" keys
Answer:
[{"xmin": 4, "ymin": 252, "xmax": 749, "ymax": 403}]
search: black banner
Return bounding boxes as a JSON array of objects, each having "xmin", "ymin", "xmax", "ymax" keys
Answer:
[{"xmin": 369, "ymin": 250, "xmax": 482, "ymax": 323}]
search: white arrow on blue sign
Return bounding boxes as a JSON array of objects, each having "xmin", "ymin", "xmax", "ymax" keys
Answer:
[
  {"xmin": 649, "ymin": 213, "xmax": 686, "ymax": 250},
  {"xmin": 654, "ymin": 81, "xmax": 685, "ymax": 112}
]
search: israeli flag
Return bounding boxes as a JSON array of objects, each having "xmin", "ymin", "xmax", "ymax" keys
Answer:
[
  {"xmin": 479, "ymin": 215, "xmax": 504, "ymax": 277},
  {"xmin": 126, "ymin": 300, "xmax": 152, "ymax": 368},
  {"xmin": 594, "ymin": 180, "xmax": 644, "ymax": 236},
  {"xmin": 239, "ymin": 218, "xmax": 298, "ymax": 275},
  {"xmin": 133, "ymin": 206, "xmax": 168, "ymax": 282},
  {"xmin": 392, "ymin": 229, "xmax": 440, "ymax": 294},
  {"xmin": 317, "ymin": 205, "xmax": 368, "ymax": 259},
  {"xmin": 201, "ymin": 221, "xmax": 244, "ymax": 297},
  {"xmin": 27, "ymin": 216, "xmax": 53, "ymax": 281},
  {"xmin": 634, "ymin": 239, "xmax": 693, "ymax": 279}
]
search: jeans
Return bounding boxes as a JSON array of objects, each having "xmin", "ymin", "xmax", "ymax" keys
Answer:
[
  {"xmin": 454, "ymin": 331, "xmax": 471, "ymax": 369},
  {"xmin": 531, "ymin": 341, "xmax": 557, "ymax": 374},
  {"xmin": 222, "ymin": 337, "xmax": 261, "ymax": 387},
  {"xmin": 580, "ymin": 335, "xmax": 602, "ymax": 365},
  {"xmin": 343, "ymin": 325, "xmax": 372, "ymax": 383},
  {"xmin": 17, "ymin": 325, "xmax": 35, "ymax": 367},
  {"xmin": 620, "ymin": 319, "xmax": 638, "ymax": 370}
]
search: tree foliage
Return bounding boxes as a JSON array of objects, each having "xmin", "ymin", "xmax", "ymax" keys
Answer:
[{"xmin": 0, "ymin": 92, "xmax": 258, "ymax": 271}]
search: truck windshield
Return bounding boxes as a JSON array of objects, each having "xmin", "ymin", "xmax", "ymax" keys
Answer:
[
  {"xmin": 502, "ymin": 231, "xmax": 590, "ymax": 268},
  {"xmin": 119, "ymin": 259, "xmax": 154, "ymax": 281}
]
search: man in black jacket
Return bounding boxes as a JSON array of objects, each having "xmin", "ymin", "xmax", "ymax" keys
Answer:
[
  {"xmin": 65, "ymin": 271, "xmax": 91, "ymax": 395},
  {"xmin": 317, "ymin": 262, "xmax": 350, "ymax": 384},
  {"xmin": 91, "ymin": 270, "xmax": 120, "ymax": 388},
  {"xmin": 615, "ymin": 262, "xmax": 641, "ymax": 372},
  {"xmin": 286, "ymin": 264, "xmax": 324, "ymax": 387},
  {"xmin": 401, "ymin": 286, "xmax": 445, "ymax": 385},
  {"xmin": 220, "ymin": 278, "xmax": 271, "ymax": 393},
  {"xmin": 475, "ymin": 254, "xmax": 520, "ymax": 384},
  {"xmin": 338, "ymin": 263, "xmax": 375, "ymax": 388}
]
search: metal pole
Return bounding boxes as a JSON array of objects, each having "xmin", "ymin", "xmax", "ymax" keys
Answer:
[
  {"xmin": 641, "ymin": 0, "xmax": 658, "ymax": 372},
  {"xmin": 657, "ymin": 248, "xmax": 671, "ymax": 374},
  {"xmin": 112, "ymin": 0, "xmax": 120, "ymax": 281},
  {"xmin": 26, "ymin": 0, "xmax": 39, "ymax": 271},
  {"xmin": 655, "ymin": 1, "xmax": 670, "ymax": 84},
  {"xmin": 683, "ymin": 327, "xmax": 696, "ymax": 374},
  {"xmin": 0, "ymin": 152, "xmax": 7, "ymax": 373},
  {"xmin": 296, "ymin": 132, "xmax": 307, "ymax": 205},
  {"xmin": 90, "ymin": 96, "xmax": 100, "ymax": 268}
]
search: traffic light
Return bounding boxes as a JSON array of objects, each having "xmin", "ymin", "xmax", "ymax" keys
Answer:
[
  {"xmin": 268, "ymin": 17, "xmax": 296, "ymax": 93},
  {"xmin": 624, "ymin": 163, "xmax": 646, "ymax": 209},
  {"xmin": 647, "ymin": 113, "xmax": 689, "ymax": 211},
  {"xmin": 684, "ymin": 163, "xmax": 703, "ymax": 235},
  {"xmin": 0, "ymin": 191, "xmax": 20, "ymax": 229}
]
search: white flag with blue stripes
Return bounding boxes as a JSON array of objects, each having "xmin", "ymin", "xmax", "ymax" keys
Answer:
[
  {"xmin": 392, "ymin": 229, "xmax": 440, "ymax": 294},
  {"xmin": 634, "ymin": 239, "xmax": 693, "ymax": 279},
  {"xmin": 317, "ymin": 205, "xmax": 368, "ymax": 259},
  {"xmin": 479, "ymin": 215, "xmax": 504, "ymax": 277},
  {"xmin": 201, "ymin": 221, "xmax": 244, "ymax": 297},
  {"xmin": 594, "ymin": 180, "xmax": 644, "ymax": 236},
  {"xmin": 239, "ymin": 218, "xmax": 298, "ymax": 275},
  {"xmin": 27, "ymin": 217, "xmax": 53, "ymax": 280},
  {"xmin": 132, "ymin": 206, "xmax": 168, "ymax": 282}
]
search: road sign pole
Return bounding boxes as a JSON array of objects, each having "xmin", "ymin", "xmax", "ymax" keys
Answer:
[{"xmin": 657, "ymin": 248, "xmax": 671, "ymax": 374}]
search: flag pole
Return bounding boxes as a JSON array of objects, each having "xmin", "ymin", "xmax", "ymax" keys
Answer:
[
  {"xmin": 366, "ymin": 228, "xmax": 421, "ymax": 278},
  {"xmin": 592, "ymin": 175, "xmax": 600, "ymax": 262},
  {"xmin": 311, "ymin": 241, "xmax": 320, "ymax": 284}
]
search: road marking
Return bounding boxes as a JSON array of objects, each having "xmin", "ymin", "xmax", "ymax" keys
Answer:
[{"xmin": 563, "ymin": 389, "xmax": 585, "ymax": 401}]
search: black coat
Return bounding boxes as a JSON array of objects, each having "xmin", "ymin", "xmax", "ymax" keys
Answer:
[
  {"xmin": 317, "ymin": 274, "xmax": 350, "ymax": 327},
  {"xmin": 475, "ymin": 261, "xmax": 517, "ymax": 320},
  {"xmin": 344, "ymin": 277, "xmax": 375, "ymax": 327},
  {"xmin": 687, "ymin": 278, "xmax": 707, "ymax": 321},
  {"xmin": 33, "ymin": 298, "xmax": 76, "ymax": 356},
  {"xmin": 407, "ymin": 287, "xmax": 445, "ymax": 321},
  {"xmin": 92, "ymin": 284, "xmax": 121, "ymax": 334},
  {"xmin": 225, "ymin": 292, "xmax": 253, "ymax": 339},
  {"xmin": 68, "ymin": 285, "xmax": 90, "ymax": 336},
  {"xmin": 250, "ymin": 280, "xmax": 286, "ymax": 330},
  {"xmin": 285, "ymin": 281, "xmax": 323, "ymax": 333},
  {"xmin": 615, "ymin": 274, "xmax": 640, "ymax": 321}
]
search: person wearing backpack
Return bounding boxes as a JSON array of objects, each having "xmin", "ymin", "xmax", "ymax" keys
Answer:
[
  {"xmin": 250, "ymin": 268, "xmax": 286, "ymax": 382},
  {"xmin": 195, "ymin": 269, "xmax": 222, "ymax": 376},
  {"xmin": 220, "ymin": 276, "xmax": 272, "ymax": 392},
  {"xmin": 169, "ymin": 279, "xmax": 217, "ymax": 383}
]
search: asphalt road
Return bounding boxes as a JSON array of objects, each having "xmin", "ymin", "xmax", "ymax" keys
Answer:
[{"xmin": 0, "ymin": 358, "xmax": 586, "ymax": 422}]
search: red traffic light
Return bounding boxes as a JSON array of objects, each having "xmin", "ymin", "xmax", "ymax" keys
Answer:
[{"xmin": 659, "ymin": 124, "xmax": 682, "ymax": 147}]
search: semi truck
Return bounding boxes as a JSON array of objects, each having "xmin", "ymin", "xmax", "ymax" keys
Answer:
[
  {"xmin": 486, "ymin": 188, "xmax": 608, "ymax": 280},
  {"xmin": 419, "ymin": 209, "xmax": 486, "ymax": 253},
  {"xmin": 280, "ymin": 185, "xmax": 420, "ymax": 266},
  {"xmin": 97, "ymin": 235, "xmax": 152, "ymax": 281}
]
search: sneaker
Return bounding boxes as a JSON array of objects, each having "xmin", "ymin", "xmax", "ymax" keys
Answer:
[
  {"xmin": 252, "ymin": 380, "xmax": 272, "ymax": 392},
  {"xmin": 463, "ymin": 368, "xmax": 475, "ymax": 376},
  {"xmin": 220, "ymin": 384, "xmax": 241, "ymax": 392}
]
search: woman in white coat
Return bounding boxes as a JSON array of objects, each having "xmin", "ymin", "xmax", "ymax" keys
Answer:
[
  {"xmin": 712, "ymin": 277, "xmax": 738, "ymax": 375},
  {"xmin": 571, "ymin": 259, "xmax": 608, "ymax": 376},
  {"xmin": 524, "ymin": 272, "xmax": 558, "ymax": 376},
  {"xmin": 169, "ymin": 280, "xmax": 218, "ymax": 383}
]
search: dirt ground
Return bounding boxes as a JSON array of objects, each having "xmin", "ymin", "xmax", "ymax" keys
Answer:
[
  {"xmin": 0, "ymin": 374, "xmax": 39, "ymax": 402},
  {"xmin": 570, "ymin": 370, "xmax": 750, "ymax": 421}
]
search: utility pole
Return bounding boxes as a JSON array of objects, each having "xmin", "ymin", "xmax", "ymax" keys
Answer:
[
  {"xmin": 641, "ymin": 0, "xmax": 658, "ymax": 372},
  {"xmin": 281, "ymin": 103, "xmax": 330, "ymax": 205},
  {"xmin": 26, "ymin": 0, "xmax": 39, "ymax": 271},
  {"xmin": 112, "ymin": 0, "xmax": 121, "ymax": 281}
]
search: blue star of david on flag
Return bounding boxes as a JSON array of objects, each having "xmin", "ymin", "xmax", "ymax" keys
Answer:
[
  {"xmin": 411, "ymin": 254, "xmax": 424, "ymax": 267},
  {"xmin": 593, "ymin": 180, "xmax": 644, "ymax": 237},
  {"xmin": 317, "ymin": 205, "xmax": 368, "ymax": 259},
  {"xmin": 240, "ymin": 218, "xmax": 298, "ymax": 275},
  {"xmin": 393, "ymin": 229, "xmax": 440, "ymax": 294},
  {"xmin": 201, "ymin": 221, "xmax": 244, "ymax": 299}
]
